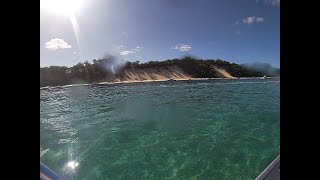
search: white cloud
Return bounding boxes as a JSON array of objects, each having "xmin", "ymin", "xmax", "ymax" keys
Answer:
[
  {"xmin": 73, "ymin": 51, "xmax": 77, "ymax": 54},
  {"xmin": 242, "ymin": 16, "xmax": 264, "ymax": 24},
  {"xmin": 116, "ymin": 45, "xmax": 125, "ymax": 48},
  {"xmin": 133, "ymin": 46, "xmax": 143, "ymax": 52},
  {"xmin": 172, "ymin": 44, "xmax": 192, "ymax": 51},
  {"xmin": 45, "ymin": 38, "xmax": 71, "ymax": 50},
  {"xmin": 120, "ymin": 51, "xmax": 135, "ymax": 56},
  {"xmin": 119, "ymin": 45, "xmax": 143, "ymax": 56}
]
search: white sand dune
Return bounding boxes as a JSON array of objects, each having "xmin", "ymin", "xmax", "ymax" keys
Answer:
[
  {"xmin": 212, "ymin": 67, "xmax": 235, "ymax": 79},
  {"xmin": 60, "ymin": 66, "xmax": 237, "ymax": 86},
  {"xmin": 105, "ymin": 65, "xmax": 236, "ymax": 83},
  {"xmin": 116, "ymin": 66, "xmax": 192, "ymax": 82}
]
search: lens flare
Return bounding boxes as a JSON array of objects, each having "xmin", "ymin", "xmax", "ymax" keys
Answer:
[
  {"xmin": 40, "ymin": 0, "xmax": 84, "ymax": 17},
  {"xmin": 41, "ymin": 0, "xmax": 83, "ymax": 57}
]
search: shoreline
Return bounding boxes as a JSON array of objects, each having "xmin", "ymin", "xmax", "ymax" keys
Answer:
[{"xmin": 40, "ymin": 77, "xmax": 279, "ymax": 89}]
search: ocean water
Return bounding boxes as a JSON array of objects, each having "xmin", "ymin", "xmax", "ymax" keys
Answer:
[{"xmin": 40, "ymin": 79, "xmax": 280, "ymax": 180}]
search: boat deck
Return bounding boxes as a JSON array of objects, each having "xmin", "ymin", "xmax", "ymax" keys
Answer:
[
  {"xmin": 40, "ymin": 162, "xmax": 62, "ymax": 180},
  {"xmin": 255, "ymin": 155, "xmax": 280, "ymax": 180}
]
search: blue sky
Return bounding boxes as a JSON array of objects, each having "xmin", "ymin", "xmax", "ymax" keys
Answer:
[{"xmin": 40, "ymin": 0, "xmax": 280, "ymax": 67}]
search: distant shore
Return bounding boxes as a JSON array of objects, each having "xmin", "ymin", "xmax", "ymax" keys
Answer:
[
  {"xmin": 40, "ymin": 76, "xmax": 279, "ymax": 89},
  {"xmin": 41, "ymin": 58, "xmax": 280, "ymax": 88}
]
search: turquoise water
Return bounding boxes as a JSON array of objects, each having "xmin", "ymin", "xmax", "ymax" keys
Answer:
[{"xmin": 40, "ymin": 79, "xmax": 280, "ymax": 180}]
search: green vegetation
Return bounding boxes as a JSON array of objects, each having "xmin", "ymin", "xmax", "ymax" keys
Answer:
[{"xmin": 40, "ymin": 56, "xmax": 278, "ymax": 87}]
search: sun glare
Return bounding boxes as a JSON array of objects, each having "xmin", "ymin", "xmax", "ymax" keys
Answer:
[
  {"xmin": 67, "ymin": 160, "xmax": 79, "ymax": 170},
  {"xmin": 40, "ymin": 0, "xmax": 83, "ymax": 17}
]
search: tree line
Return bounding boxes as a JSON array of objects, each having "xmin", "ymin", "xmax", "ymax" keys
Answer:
[{"xmin": 40, "ymin": 56, "xmax": 277, "ymax": 87}]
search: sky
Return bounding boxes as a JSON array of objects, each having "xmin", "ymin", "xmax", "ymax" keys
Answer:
[{"xmin": 40, "ymin": 0, "xmax": 280, "ymax": 68}]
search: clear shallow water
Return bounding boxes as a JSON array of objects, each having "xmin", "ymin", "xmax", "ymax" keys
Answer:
[{"xmin": 40, "ymin": 79, "xmax": 280, "ymax": 180}]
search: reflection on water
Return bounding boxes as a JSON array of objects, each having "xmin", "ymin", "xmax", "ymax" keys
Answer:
[{"xmin": 67, "ymin": 160, "xmax": 79, "ymax": 170}]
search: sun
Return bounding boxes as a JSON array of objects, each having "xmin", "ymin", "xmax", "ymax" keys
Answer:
[{"xmin": 40, "ymin": 0, "xmax": 84, "ymax": 17}]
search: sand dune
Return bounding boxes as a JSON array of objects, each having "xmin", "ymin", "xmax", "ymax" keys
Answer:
[
  {"xmin": 116, "ymin": 66, "xmax": 192, "ymax": 82},
  {"xmin": 98, "ymin": 65, "xmax": 235, "ymax": 84},
  {"xmin": 212, "ymin": 67, "xmax": 235, "ymax": 79}
]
